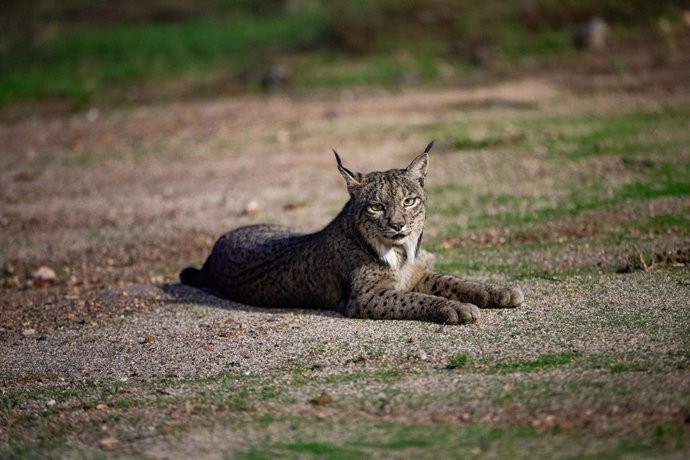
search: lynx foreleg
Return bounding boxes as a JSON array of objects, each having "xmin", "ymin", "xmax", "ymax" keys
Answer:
[
  {"xmin": 345, "ymin": 289, "xmax": 480, "ymax": 324},
  {"xmin": 413, "ymin": 272, "xmax": 523, "ymax": 308}
]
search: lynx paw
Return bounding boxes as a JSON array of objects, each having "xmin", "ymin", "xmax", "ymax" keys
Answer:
[
  {"xmin": 435, "ymin": 302, "xmax": 480, "ymax": 324},
  {"xmin": 454, "ymin": 302, "xmax": 481, "ymax": 323},
  {"xmin": 490, "ymin": 287, "xmax": 524, "ymax": 308}
]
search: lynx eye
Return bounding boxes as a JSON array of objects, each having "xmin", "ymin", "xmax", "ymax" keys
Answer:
[
  {"xmin": 403, "ymin": 197, "xmax": 419, "ymax": 208},
  {"xmin": 367, "ymin": 203, "xmax": 384, "ymax": 213}
]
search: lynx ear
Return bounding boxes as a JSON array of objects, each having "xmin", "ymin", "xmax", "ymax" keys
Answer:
[
  {"xmin": 333, "ymin": 149, "xmax": 363, "ymax": 193},
  {"xmin": 404, "ymin": 140, "xmax": 432, "ymax": 187}
]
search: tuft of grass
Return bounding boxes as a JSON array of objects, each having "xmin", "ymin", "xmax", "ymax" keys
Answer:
[{"xmin": 447, "ymin": 352, "xmax": 471, "ymax": 369}]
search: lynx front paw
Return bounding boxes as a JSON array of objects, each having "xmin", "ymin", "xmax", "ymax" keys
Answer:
[
  {"xmin": 434, "ymin": 301, "xmax": 480, "ymax": 324},
  {"xmin": 490, "ymin": 287, "xmax": 524, "ymax": 308},
  {"xmin": 454, "ymin": 302, "xmax": 481, "ymax": 323}
]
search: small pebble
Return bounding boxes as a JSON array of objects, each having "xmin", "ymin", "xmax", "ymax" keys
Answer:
[
  {"xmin": 32, "ymin": 266, "xmax": 56, "ymax": 283},
  {"xmin": 243, "ymin": 199, "xmax": 261, "ymax": 217},
  {"xmin": 99, "ymin": 437, "xmax": 119, "ymax": 450}
]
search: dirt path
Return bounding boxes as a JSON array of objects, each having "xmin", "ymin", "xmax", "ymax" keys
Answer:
[{"xmin": 1, "ymin": 44, "xmax": 689, "ymax": 457}]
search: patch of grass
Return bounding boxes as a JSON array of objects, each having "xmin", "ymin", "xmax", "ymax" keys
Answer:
[
  {"xmin": 298, "ymin": 52, "xmax": 446, "ymax": 90},
  {"xmin": 278, "ymin": 441, "xmax": 364, "ymax": 459},
  {"xmin": 431, "ymin": 240, "xmax": 590, "ymax": 279},
  {"xmin": 589, "ymin": 424, "xmax": 687, "ymax": 458},
  {"xmin": 500, "ymin": 28, "xmax": 573, "ymax": 59},
  {"xmin": 237, "ymin": 422, "xmax": 533, "ymax": 459},
  {"xmin": 260, "ymin": 386, "xmax": 278, "ymax": 400},
  {"xmin": 431, "ymin": 157, "xmax": 689, "ymax": 238},
  {"xmin": 609, "ymin": 363, "xmax": 647, "ymax": 374},
  {"xmin": 0, "ymin": 13, "xmax": 326, "ymax": 104},
  {"xmin": 237, "ymin": 418, "xmax": 688, "ymax": 460},
  {"xmin": 527, "ymin": 109, "xmax": 690, "ymax": 160},
  {"xmin": 624, "ymin": 213, "xmax": 690, "ymax": 236},
  {"xmin": 7, "ymin": 357, "xmax": 690, "ymax": 458},
  {"xmin": 4, "ymin": 423, "xmax": 68, "ymax": 460},
  {"xmin": 429, "ymin": 120, "xmax": 529, "ymax": 153},
  {"xmin": 426, "ymin": 110, "xmax": 690, "ymax": 241},
  {"xmin": 493, "ymin": 352, "xmax": 576, "ymax": 373},
  {"xmin": 447, "ymin": 352, "xmax": 471, "ymax": 369},
  {"xmin": 450, "ymin": 131, "xmax": 526, "ymax": 151},
  {"xmin": 298, "ymin": 367, "xmax": 404, "ymax": 386},
  {"xmin": 587, "ymin": 351, "xmax": 690, "ymax": 374},
  {"xmin": 616, "ymin": 166, "xmax": 690, "ymax": 202}
]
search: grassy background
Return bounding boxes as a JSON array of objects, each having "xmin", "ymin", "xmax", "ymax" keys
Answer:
[{"xmin": 1, "ymin": 0, "xmax": 686, "ymax": 106}]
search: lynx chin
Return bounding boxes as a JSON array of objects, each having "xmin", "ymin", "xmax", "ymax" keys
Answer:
[{"xmin": 180, "ymin": 141, "xmax": 523, "ymax": 324}]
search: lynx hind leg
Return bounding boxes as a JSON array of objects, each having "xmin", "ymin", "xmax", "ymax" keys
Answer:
[{"xmin": 414, "ymin": 273, "xmax": 523, "ymax": 308}]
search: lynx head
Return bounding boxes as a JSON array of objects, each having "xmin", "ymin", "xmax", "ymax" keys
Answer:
[{"xmin": 334, "ymin": 141, "xmax": 433, "ymax": 262}]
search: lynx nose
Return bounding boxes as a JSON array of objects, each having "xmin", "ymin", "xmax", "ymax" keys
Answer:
[{"xmin": 389, "ymin": 220, "xmax": 405, "ymax": 232}]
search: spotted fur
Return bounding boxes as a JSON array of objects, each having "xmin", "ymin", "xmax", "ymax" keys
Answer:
[{"xmin": 180, "ymin": 142, "xmax": 523, "ymax": 324}]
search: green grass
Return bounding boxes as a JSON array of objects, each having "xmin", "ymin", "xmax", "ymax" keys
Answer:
[
  {"xmin": 527, "ymin": 109, "xmax": 690, "ymax": 160},
  {"xmin": 429, "ymin": 106, "xmax": 689, "ymax": 159},
  {"xmin": 588, "ymin": 351, "xmax": 690, "ymax": 374},
  {"xmin": 297, "ymin": 51, "xmax": 448, "ymax": 90},
  {"xmin": 5, "ymin": 349, "xmax": 690, "ymax": 458},
  {"xmin": 432, "ymin": 243, "xmax": 565, "ymax": 279},
  {"xmin": 429, "ymin": 159, "xmax": 689, "ymax": 235},
  {"xmin": 447, "ymin": 352, "xmax": 471, "ymax": 369},
  {"xmin": 499, "ymin": 28, "xmax": 573, "ymax": 60},
  {"xmin": 0, "ymin": 13, "xmax": 326, "ymax": 104},
  {"xmin": 492, "ymin": 352, "xmax": 576, "ymax": 373},
  {"xmin": 627, "ymin": 213, "xmax": 690, "ymax": 236},
  {"xmin": 242, "ymin": 441, "xmax": 364, "ymax": 460},
  {"xmin": 2, "ymin": 3, "xmax": 647, "ymax": 105},
  {"xmin": 235, "ymin": 419, "xmax": 687, "ymax": 460}
]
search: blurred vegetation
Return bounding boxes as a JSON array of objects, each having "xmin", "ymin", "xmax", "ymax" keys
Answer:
[{"xmin": 0, "ymin": 0, "xmax": 686, "ymax": 106}]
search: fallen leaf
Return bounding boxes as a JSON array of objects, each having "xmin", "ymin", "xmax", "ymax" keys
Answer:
[{"xmin": 309, "ymin": 392, "xmax": 333, "ymax": 407}]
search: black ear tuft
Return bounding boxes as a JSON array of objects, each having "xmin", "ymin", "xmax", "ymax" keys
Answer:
[
  {"xmin": 424, "ymin": 140, "xmax": 435, "ymax": 154},
  {"xmin": 333, "ymin": 148, "xmax": 344, "ymax": 168}
]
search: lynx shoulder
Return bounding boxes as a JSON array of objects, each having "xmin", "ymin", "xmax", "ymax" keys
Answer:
[{"xmin": 180, "ymin": 142, "xmax": 523, "ymax": 324}]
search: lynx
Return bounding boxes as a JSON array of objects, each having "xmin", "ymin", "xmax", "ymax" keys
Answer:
[{"xmin": 180, "ymin": 142, "xmax": 523, "ymax": 324}]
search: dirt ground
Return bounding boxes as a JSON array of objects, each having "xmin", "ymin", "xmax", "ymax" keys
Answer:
[{"xmin": 1, "ymin": 36, "xmax": 689, "ymax": 458}]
